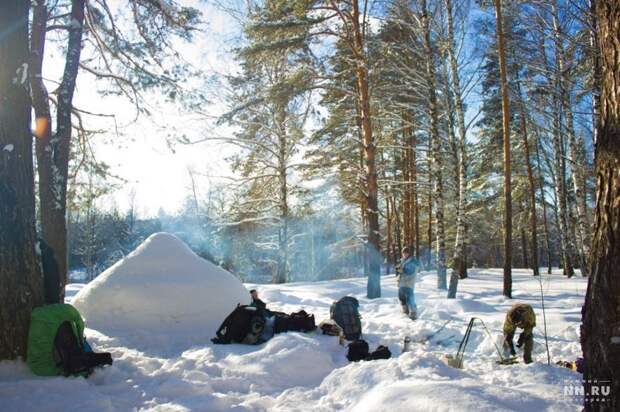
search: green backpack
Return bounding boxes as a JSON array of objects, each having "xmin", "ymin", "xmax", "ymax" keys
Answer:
[{"xmin": 26, "ymin": 304, "xmax": 85, "ymax": 376}]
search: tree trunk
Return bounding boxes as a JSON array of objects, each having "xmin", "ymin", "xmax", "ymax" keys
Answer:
[
  {"xmin": 427, "ymin": 147, "xmax": 433, "ymax": 269},
  {"xmin": 37, "ymin": 0, "xmax": 85, "ymax": 300},
  {"xmin": 0, "ymin": 0, "xmax": 44, "ymax": 360},
  {"xmin": 386, "ymin": 192, "xmax": 393, "ymax": 272},
  {"xmin": 351, "ymin": 0, "xmax": 381, "ymax": 298},
  {"xmin": 566, "ymin": 111, "xmax": 592, "ymax": 277},
  {"xmin": 446, "ymin": 0, "xmax": 467, "ymax": 297},
  {"xmin": 520, "ymin": 220, "xmax": 529, "ymax": 269},
  {"xmin": 413, "ymin": 146, "xmax": 420, "ymax": 260},
  {"xmin": 402, "ymin": 124, "xmax": 412, "ymax": 249},
  {"xmin": 358, "ymin": 120, "xmax": 369, "ymax": 278},
  {"xmin": 551, "ymin": 100, "xmax": 575, "ymax": 277},
  {"xmin": 582, "ymin": 2, "xmax": 620, "ymax": 409},
  {"xmin": 535, "ymin": 131, "xmax": 554, "ymax": 274},
  {"xmin": 553, "ymin": 4, "xmax": 591, "ymax": 277},
  {"xmin": 494, "ymin": 0, "xmax": 512, "ymax": 298},
  {"xmin": 588, "ymin": 0, "xmax": 600, "ymax": 146},
  {"xmin": 274, "ymin": 106, "xmax": 289, "ymax": 284},
  {"xmin": 394, "ymin": 195, "xmax": 402, "ymax": 264},
  {"xmin": 550, "ymin": 2, "xmax": 575, "ymax": 278},
  {"xmin": 515, "ymin": 76, "xmax": 540, "ymax": 276},
  {"xmin": 421, "ymin": 0, "xmax": 446, "ymax": 290}
]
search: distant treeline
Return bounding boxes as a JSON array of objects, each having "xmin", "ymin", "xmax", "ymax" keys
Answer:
[{"xmin": 67, "ymin": 203, "xmax": 366, "ymax": 283}]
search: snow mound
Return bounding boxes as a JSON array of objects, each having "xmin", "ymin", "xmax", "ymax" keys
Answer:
[{"xmin": 72, "ymin": 232, "xmax": 250, "ymax": 342}]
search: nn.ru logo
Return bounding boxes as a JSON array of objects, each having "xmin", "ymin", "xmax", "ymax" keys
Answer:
[{"xmin": 563, "ymin": 379, "xmax": 612, "ymax": 403}]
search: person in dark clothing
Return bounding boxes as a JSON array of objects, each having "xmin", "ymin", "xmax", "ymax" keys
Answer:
[
  {"xmin": 39, "ymin": 239, "xmax": 61, "ymax": 304},
  {"xmin": 503, "ymin": 303, "xmax": 536, "ymax": 364},
  {"xmin": 249, "ymin": 289, "xmax": 267, "ymax": 315}
]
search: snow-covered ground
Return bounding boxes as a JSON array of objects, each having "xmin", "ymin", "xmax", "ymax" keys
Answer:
[{"xmin": 0, "ymin": 269, "xmax": 586, "ymax": 411}]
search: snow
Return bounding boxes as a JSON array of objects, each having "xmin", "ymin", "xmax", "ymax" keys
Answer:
[
  {"xmin": 65, "ymin": 283, "xmax": 86, "ymax": 303},
  {"xmin": 2, "ymin": 144, "xmax": 14, "ymax": 153},
  {"xmin": 71, "ymin": 232, "xmax": 250, "ymax": 352},
  {"xmin": 12, "ymin": 63, "xmax": 28, "ymax": 86},
  {"xmin": 0, "ymin": 266, "xmax": 586, "ymax": 411}
]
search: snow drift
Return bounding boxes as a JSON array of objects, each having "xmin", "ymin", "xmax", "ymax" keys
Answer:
[
  {"xmin": 1, "ymin": 269, "xmax": 585, "ymax": 411},
  {"xmin": 72, "ymin": 232, "xmax": 250, "ymax": 342}
]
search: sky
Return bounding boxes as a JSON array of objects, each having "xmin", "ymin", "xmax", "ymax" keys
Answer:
[{"xmin": 62, "ymin": 1, "xmax": 245, "ymax": 217}]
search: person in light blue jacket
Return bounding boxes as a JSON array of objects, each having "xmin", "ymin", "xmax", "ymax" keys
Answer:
[{"xmin": 397, "ymin": 246, "xmax": 419, "ymax": 320}]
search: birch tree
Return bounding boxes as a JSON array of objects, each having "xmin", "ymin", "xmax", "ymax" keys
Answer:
[{"xmin": 444, "ymin": 0, "xmax": 469, "ymax": 296}]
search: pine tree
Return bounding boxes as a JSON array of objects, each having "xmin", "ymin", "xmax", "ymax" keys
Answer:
[
  {"xmin": 220, "ymin": 1, "xmax": 314, "ymax": 283},
  {"xmin": 0, "ymin": 0, "xmax": 44, "ymax": 360},
  {"xmin": 493, "ymin": 0, "xmax": 513, "ymax": 298},
  {"xmin": 581, "ymin": 1, "xmax": 620, "ymax": 409}
]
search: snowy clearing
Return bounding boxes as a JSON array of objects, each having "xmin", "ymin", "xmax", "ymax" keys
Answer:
[{"xmin": 0, "ymin": 269, "xmax": 585, "ymax": 411}]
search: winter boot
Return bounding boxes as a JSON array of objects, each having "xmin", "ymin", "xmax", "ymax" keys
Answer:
[
  {"xmin": 409, "ymin": 310, "xmax": 417, "ymax": 321},
  {"xmin": 401, "ymin": 304, "xmax": 409, "ymax": 315}
]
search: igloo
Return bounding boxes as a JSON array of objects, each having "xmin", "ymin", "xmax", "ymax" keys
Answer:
[{"xmin": 72, "ymin": 232, "xmax": 250, "ymax": 340}]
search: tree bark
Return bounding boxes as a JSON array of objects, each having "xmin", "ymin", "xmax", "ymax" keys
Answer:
[
  {"xmin": 402, "ymin": 120, "xmax": 412, "ymax": 249},
  {"xmin": 535, "ymin": 130, "xmax": 554, "ymax": 274},
  {"xmin": 552, "ymin": 3, "xmax": 591, "ymax": 277},
  {"xmin": 520, "ymin": 218, "xmax": 529, "ymax": 269},
  {"xmin": 515, "ymin": 76, "xmax": 540, "ymax": 276},
  {"xmin": 0, "ymin": 0, "xmax": 44, "ymax": 360},
  {"xmin": 274, "ymin": 106, "xmax": 289, "ymax": 284},
  {"xmin": 445, "ymin": 0, "xmax": 468, "ymax": 297},
  {"xmin": 582, "ymin": 1, "xmax": 620, "ymax": 409},
  {"xmin": 494, "ymin": 0, "xmax": 512, "ymax": 298},
  {"xmin": 421, "ymin": 0, "xmax": 447, "ymax": 290},
  {"xmin": 427, "ymin": 149, "xmax": 433, "ymax": 269},
  {"xmin": 413, "ymin": 144, "xmax": 420, "ymax": 260},
  {"xmin": 37, "ymin": 0, "xmax": 85, "ymax": 300},
  {"xmin": 550, "ymin": 2, "xmax": 575, "ymax": 278},
  {"xmin": 350, "ymin": 0, "xmax": 381, "ymax": 298}
]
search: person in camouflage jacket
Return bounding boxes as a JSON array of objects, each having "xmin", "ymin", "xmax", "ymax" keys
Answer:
[{"xmin": 503, "ymin": 303, "xmax": 536, "ymax": 364}]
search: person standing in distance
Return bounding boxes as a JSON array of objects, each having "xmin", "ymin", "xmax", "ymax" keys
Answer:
[{"xmin": 397, "ymin": 246, "xmax": 419, "ymax": 320}]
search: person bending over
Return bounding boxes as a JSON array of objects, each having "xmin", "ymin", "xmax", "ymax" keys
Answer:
[{"xmin": 503, "ymin": 303, "xmax": 536, "ymax": 364}]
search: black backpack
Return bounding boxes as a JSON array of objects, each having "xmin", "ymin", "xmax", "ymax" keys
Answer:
[
  {"xmin": 212, "ymin": 305, "xmax": 265, "ymax": 345},
  {"xmin": 53, "ymin": 321, "xmax": 112, "ymax": 376},
  {"xmin": 288, "ymin": 310, "xmax": 316, "ymax": 332},
  {"xmin": 330, "ymin": 296, "xmax": 362, "ymax": 340},
  {"xmin": 273, "ymin": 310, "xmax": 316, "ymax": 333},
  {"xmin": 273, "ymin": 313, "xmax": 290, "ymax": 334},
  {"xmin": 367, "ymin": 345, "xmax": 391, "ymax": 360},
  {"xmin": 347, "ymin": 339, "xmax": 369, "ymax": 362}
]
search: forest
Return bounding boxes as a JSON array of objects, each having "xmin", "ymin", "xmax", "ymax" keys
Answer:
[
  {"xmin": 1, "ymin": 0, "xmax": 619, "ymax": 409},
  {"xmin": 63, "ymin": 0, "xmax": 596, "ymax": 293}
]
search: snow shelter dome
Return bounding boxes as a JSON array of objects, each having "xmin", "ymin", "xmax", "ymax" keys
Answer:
[{"xmin": 72, "ymin": 232, "xmax": 250, "ymax": 338}]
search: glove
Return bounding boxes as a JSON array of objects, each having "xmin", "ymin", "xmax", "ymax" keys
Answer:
[
  {"xmin": 516, "ymin": 332, "xmax": 526, "ymax": 348},
  {"xmin": 503, "ymin": 334, "xmax": 516, "ymax": 356}
]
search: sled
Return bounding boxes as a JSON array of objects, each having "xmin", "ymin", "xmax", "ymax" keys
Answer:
[{"xmin": 496, "ymin": 356, "xmax": 519, "ymax": 365}]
